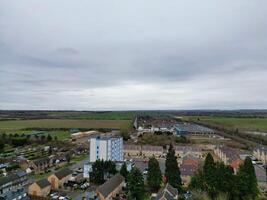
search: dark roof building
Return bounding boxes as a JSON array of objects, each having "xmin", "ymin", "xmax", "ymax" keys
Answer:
[
  {"xmin": 97, "ymin": 174, "xmax": 125, "ymax": 200},
  {"xmin": 36, "ymin": 179, "xmax": 51, "ymax": 189},
  {"xmin": 54, "ymin": 168, "xmax": 72, "ymax": 180},
  {"xmin": 0, "ymin": 171, "xmax": 28, "ymax": 195},
  {"xmin": 0, "ymin": 187, "xmax": 29, "ymax": 200}
]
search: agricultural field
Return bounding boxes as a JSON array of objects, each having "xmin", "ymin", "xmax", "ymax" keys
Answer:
[
  {"xmin": 0, "ymin": 119, "xmax": 131, "ymax": 131},
  {"xmin": 187, "ymin": 116, "xmax": 267, "ymax": 132}
]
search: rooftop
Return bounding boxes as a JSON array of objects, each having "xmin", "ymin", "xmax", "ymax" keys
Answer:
[
  {"xmin": 97, "ymin": 174, "xmax": 125, "ymax": 198},
  {"xmin": 36, "ymin": 179, "xmax": 50, "ymax": 189},
  {"xmin": 54, "ymin": 168, "xmax": 72, "ymax": 180}
]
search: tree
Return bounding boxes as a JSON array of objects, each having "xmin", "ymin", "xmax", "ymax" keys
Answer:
[
  {"xmin": 66, "ymin": 153, "xmax": 72, "ymax": 163},
  {"xmin": 90, "ymin": 160, "xmax": 118, "ymax": 184},
  {"xmin": 127, "ymin": 167, "xmax": 145, "ymax": 200},
  {"xmin": 165, "ymin": 144, "xmax": 182, "ymax": 191},
  {"xmin": 236, "ymin": 157, "xmax": 259, "ymax": 200},
  {"xmin": 41, "ymin": 135, "xmax": 46, "ymax": 142},
  {"xmin": 54, "ymin": 136, "xmax": 58, "ymax": 141},
  {"xmin": 203, "ymin": 153, "xmax": 217, "ymax": 198},
  {"xmin": 0, "ymin": 140, "xmax": 5, "ymax": 152},
  {"xmin": 120, "ymin": 162, "xmax": 128, "ymax": 179},
  {"xmin": 34, "ymin": 134, "xmax": 39, "ymax": 140},
  {"xmin": 90, "ymin": 159, "xmax": 105, "ymax": 184},
  {"xmin": 120, "ymin": 129, "xmax": 131, "ymax": 141},
  {"xmin": 213, "ymin": 163, "xmax": 236, "ymax": 199},
  {"xmin": 47, "ymin": 134, "xmax": 52, "ymax": 142},
  {"xmin": 147, "ymin": 156, "xmax": 162, "ymax": 191},
  {"xmin": 104, "ymin": 160, "xmax": 117, "ymax": 176}
]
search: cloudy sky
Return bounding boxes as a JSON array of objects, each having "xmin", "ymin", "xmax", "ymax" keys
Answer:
[{"xmin": 1, "ymin": 0, "xmax": 267, "ymax": 110}]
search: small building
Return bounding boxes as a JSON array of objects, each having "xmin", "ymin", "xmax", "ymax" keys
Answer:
[
  {"xmin": 47, "ymin": 168, "xmax": 72, "ymax": 190},
  {"xmin": 28, "ymin": 179, "xmax": 51, "ymax": 197},
  {"xmin": 153, "ymin": 183, "xmax": 178, "ymax": 200},
  {"xmin": 141, "ymin": 145, "xmax": 164, "ymax": 158},
  {"xmin": 124, "ymin": 145, "xmax": 142, "ymax": 157},
  {"xmin": 83, "ymin": 162, "xmax": 92, "ymax": 179},
  {"xmin": 97, "ymin": 174, "xmax": 125, "ymax": 200}
]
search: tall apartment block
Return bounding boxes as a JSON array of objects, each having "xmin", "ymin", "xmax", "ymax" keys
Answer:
[{"xmin": 89, "ymin": 136, "xmax": 123, "ymax": 162}]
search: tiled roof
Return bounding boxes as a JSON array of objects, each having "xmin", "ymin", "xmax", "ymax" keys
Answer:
[
  {"xmin": 180, "ymin": 164, "xmax": 197, "ymax": 176},
  {"xmin": 97, "ymin": 174, "xmax": 124, "ymax": 198},
  {"xmin": 155, "ymin": 183, "xmax": 178, "ymax": 200},
  {"xmin": 36, "ymin": 179, "xmax": 50, "ymax": 189},
  {"xmin": 219, "ymin": 146, "xmax": 240, "ymax": 162},
  {"xmin": 0, "ymin": 174, "xmax": 19, "ymax": 187},
  {"xmin": 124, "ymin": 145, "xmax": 142, "ymax": 151},
  {"xmin": 142, "ymin": 145, "xmax": 163, "ymax": 152},
  {"xmin": 175, "ymin": 146, "xmax": 201, "ymax": 153},
  {"xmin": 33, "ymin": 157, "xmax": 50, "ymax": 165},
  {"xmin": 54, "ymin": 168, "xmax": 72, "ymax": 180}
]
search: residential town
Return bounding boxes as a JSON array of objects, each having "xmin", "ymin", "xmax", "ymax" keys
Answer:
[{"xmin": 0, "ymin": 114, "xmax": 266, "ymax": 200}]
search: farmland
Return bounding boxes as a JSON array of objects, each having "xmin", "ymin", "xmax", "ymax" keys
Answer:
[
  {"xmin": 187, "ymin": 116, "xmax": 267, "ymax": 132},
  {"xmin": 0, "ymin": 119, "xmax": 131, "ymax": 131}
]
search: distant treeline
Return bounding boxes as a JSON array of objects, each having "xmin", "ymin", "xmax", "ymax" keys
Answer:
[{"xmin": 0, "ymin": 110, "xmax": 172, "ymax": 121}]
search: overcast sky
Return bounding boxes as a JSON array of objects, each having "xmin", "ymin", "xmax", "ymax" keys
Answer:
[{"xmin": 1, "ymin": 0, "xmax": 267, "ymax": 110}]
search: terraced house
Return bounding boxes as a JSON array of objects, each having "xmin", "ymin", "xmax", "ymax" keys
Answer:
[
  {"xmin": 214, "ymin": 146, "xmax": 241, "ymax": 173},
  {"xmin": 0, "ymin": 170, "xmax": 28, "ymax": 195}
]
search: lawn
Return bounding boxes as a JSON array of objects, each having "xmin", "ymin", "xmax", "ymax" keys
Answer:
[
  {"xmin": 188, "ymin": 116, "xmax": 267, "ymax": 132},
  {"xmin": 0, "ymin": 119, "xmax": 131, "ymax": 130}
]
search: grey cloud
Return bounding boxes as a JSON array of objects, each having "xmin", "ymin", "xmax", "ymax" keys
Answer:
[{"xmin": 0, "ymin": 0, "xmax": 267, "ymax": 110}]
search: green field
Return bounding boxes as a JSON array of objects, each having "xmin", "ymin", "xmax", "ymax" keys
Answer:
[
  {"xmin": 188, "ymin": 116, "xmax": 267, "ymax": 132},
  {"xmin": 0, "ymin": 119, "xmax": 131, "ymax": 130}
]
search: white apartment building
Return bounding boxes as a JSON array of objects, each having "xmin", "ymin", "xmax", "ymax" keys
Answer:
[{"xmin": 89, "ymin": 136, "xmax": 123, "ymax": 162}]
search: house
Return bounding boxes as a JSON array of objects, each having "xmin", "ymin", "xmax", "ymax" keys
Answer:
[
  {"xmin": 253, "ymin": 145, "xmax": 267, "ymax": 165},
  {"xmin": 214, "ymin": 146, "xmax": 241, "ymax": 173},
  {"xmin": 28, "ymin": 157, "xmax": 52, "ymax": 172},
  {"xmin": 90, "ymin": 136, "xmax": 123, "ymax": 162},
  {"xmin": 153, "ymin": 183, "xmax": 178, "ymax": 200},
  {"xmin": 124, "ymin": 145, "xmax": 142, "ymax": 157},
  {"xmin": 0, "ymin": 170, "xmax": 28, "ymax": 195},
  {"xmin": 180, "ymin": 155, "xmax": 200, "ymax": 186},
  {"xmin": 47, "ymin": 168, "xmax": 72, "ymax": 189},
  {"xmin": 141, "ymin": 145, "xmax": 164, "ymax": 158},
  {"xmin": 28, "ymin": 179, "xmax": 51, "ymax": 197},
  {"xmin": 97, "ymin": 174, "xmax": 125, "ymax": 200},
  {"xmin": 0, "ymin": 187, "xmax": 29, "ymax": 200},
  {"xmin": 174, "ymin": 146, "xmax": 202, "ymax": 160}
]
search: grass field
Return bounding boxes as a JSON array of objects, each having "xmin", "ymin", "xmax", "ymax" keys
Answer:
[
  {"xmin": 188, "ymin": 116, "xmax": 267, "ymax": 132},
  {"xmin": 0, "ymin": 119, "xmax": 131, "ymax": 130}
]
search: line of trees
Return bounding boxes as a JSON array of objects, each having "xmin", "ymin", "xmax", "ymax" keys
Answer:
[
  {"xmin": 189, "ymin": 153, "xmax": 259, "ymax": 200},
  {"xmin": 0, "ymin": 133, "xmax": 57, "ymax": 150}
]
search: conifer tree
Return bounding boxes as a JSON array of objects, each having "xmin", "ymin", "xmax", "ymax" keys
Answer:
[
  {"xmin": 147, "ymin": 156, "xmax": 162, "ymax": 191},
  {"xmin": 236, "ymin": 157, "xmax": 258, "ymax": 200},
  {"xmin": 127, "ymin": 167, "xmax": 145, "ymax": 200},
  {"xmin": 165, "ymin": 144, "xmax": 182, "ymax": 191},
  {"xmin": 120, "ymin": 162, "xmax": 128, "ymax": 179}
]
